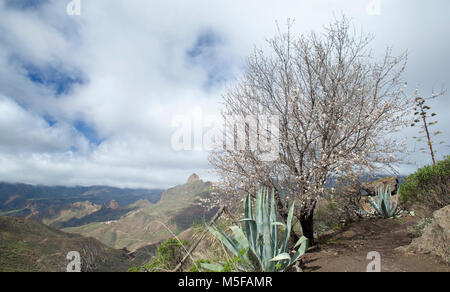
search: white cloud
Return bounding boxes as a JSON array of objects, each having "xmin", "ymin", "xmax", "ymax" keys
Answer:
[
  {"xmin": 0, "ymin": 3, "xmax": 69, "ymax": 65},
  {"xmin": 0, "ymin": 0, "xmax": 448, "ymax": 188},
  {"xmin": 0, "ymin": 95, "xmax": 89, "ymax": 153}
]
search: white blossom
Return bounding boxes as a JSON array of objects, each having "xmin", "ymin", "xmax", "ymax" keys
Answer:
[{"xmin": 209, "ymin": 17, "xmax": 412, "ymax": 230}]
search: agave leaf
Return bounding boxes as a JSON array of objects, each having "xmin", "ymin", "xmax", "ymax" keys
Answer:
[
  {"xmin": 283, "ymin": 238, "xmax": 308, "ymax": 272},
  {"xmin": 256, "ymin": 189, "xmax": 263, "ymax": 227},
  {"xmin": 381, "ymin": 199, "xmax": 389, "ymax": 218},
  {"xmin": 293, "ymin": 238, "xmax": 308, "ymax": 260},
  {"xmin": 256, "ymin": 233, "xmax": 264, "ymax": 259},
  {"xmin": 270, "ymin": 190, "xmax": 278, "ymax": 258},
  {"xmin": 269, "ymin": 253, "xmax": 291, "ymax": 262},
  {"xmin": 279, "ymin": 202, "xmax": 295, "ymax": 254},
  {"xmin": 261, "ymin": 189, "xmax": 273, "ymax": 267},
  {"xmin": 230, "ymin": 226, "xmax": 249, "ymax": 252},
  {"xmin": 360, "ymin": 207, "xmax": 375, "ymax": 215},
  {"xmin": 368, "ymin": 196, "xmax": 383, "ymax": 215},
  {"xmin": 294, "ymin": 235, "xmax": 308, "ymax": 249},
  {"xmin": 385, "ymin": 186, "xmax": 392, "ymax": 209},
  {"xmin": 207, "ymin": 223, "xmax": 240, "ymax": 256},
  {"xmin": 247, "ymin": 246, "xmax": 262, "ymax": 272},
  {"xmin": 243, "ymin": 195, "xmax": 256, "ymax": 250}
]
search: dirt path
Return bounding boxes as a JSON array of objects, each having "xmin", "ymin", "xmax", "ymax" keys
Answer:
[{"xmin": 303, "ymin": 217, "xmax": 449, "ymax": 272}]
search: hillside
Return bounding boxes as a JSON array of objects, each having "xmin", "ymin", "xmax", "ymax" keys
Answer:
[
  {"xmin": 63, "ymin": 176, "xmax": 218, "ymax": 251},
  {"xmin": 41, "ymin": 201, "xmax": 101, "ymax": 227},
  {"xmin": 47, "ymin": 201, "xmax": 146, "ymax": 229},
  {"xmin": 0, "ymin": 216, "xmax": 143, "ymax": 272},
  {"xmin": 0, "ymin": 182, "xmax": 163, "ymax": 224}
]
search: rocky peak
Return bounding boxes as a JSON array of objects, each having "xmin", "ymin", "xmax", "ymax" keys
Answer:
[{"xmin": 187, "ymin": 173, "xmax": 200, "ymax": 184}]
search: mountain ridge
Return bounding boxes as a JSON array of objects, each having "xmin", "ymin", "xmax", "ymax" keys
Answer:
[
  {"xmin": 0, "ymin": 182, "xmax": 163, "ymax": 221},
  {"xmin": 63, "ymin": 178, "xmax": 218, "ymax": 251}
]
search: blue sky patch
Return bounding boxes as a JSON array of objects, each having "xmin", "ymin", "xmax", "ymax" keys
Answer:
[
  {"xmin": 5, "ymin": 0, "xmax": 49, "ymax": 10},
  {"xmin": 186, "ymin": 30, "xmax": 233, "ymax": 89},
  {"xmin": 74, "ymin": 120, "xmax": 103, "ymax": 146},
  {"xmin": 43, "ymin": 114, "xmax": 57, "ymax": 127},
  {"xmin": 187, "ymin": 30, "xmax": 221, "ymax": 58},
  {"xmin": 25, "ymin": 65, "xmax": 84, "ymax": 96}
]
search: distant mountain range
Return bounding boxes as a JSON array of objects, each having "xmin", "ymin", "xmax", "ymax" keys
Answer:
[
  {"xmin": 62, "ymin": 176, "xmax": 218, "ymax": 251},
  {"xmin": 0, "ymin": 175, "xmax": 219, "ymax": 271},
  {"xmin": 0, "ymin": 182, "xmax": 163, "ymax": 220}
]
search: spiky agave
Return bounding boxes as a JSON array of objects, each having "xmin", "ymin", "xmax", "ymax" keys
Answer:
[
  {"xmin": 203, "ymin": 188, "xmax": 308, "ymax": 272},
  {"xmin": 367, "ymin": 186, "xmax": 399, "ymax": 218}
]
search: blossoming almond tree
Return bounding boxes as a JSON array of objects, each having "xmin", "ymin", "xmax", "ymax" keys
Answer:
[{"xmin": 209, "ymin": 17, "xmax": 412, "ymax": 244}]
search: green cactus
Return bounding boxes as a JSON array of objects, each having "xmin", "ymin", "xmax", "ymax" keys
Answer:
[
  {"xmin": 203, "ymin": 188, "xmax": 308, "ymax": 272},
  {"xmin": 367, "ymin": 186, "xmax": 399, "ymax": 218}
]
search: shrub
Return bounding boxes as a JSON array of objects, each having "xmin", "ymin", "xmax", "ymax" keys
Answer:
[
  {"xmin": 189, "ymin": 259, "xmax": 211, "ymax": 272},
  {"xmin": 128, "ymin": 238, "xmax": 190, "ymax": 272},
  {"xmin": 314, "ymin": 197, "xmax": 344, "ymax": 234},
  {"xmin": 197, "ymin": 249, "xmax": 253, "ymax": 272},
  {"xmin": 314, "ymin": 176, "xmax": 364, "ymax": 232},
  {"xmin": 399, "ymin": 156, "xmax": 450, "ymax": 212}
]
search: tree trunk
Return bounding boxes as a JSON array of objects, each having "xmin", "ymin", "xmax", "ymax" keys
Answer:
[{"xmin": 300, "ymin": 213, "xmax": 315, "ymax": 245}]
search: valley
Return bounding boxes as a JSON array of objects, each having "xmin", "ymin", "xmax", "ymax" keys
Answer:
[{"xmin": 0, "ymin": 174, "xmax": 218, "ymax": 271}]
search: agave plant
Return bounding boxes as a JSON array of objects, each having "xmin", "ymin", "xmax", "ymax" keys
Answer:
[
  {"xmin": 203, "ymin": 188, "xmax": 308, "ymax": 272},
  {"xmin": 367, "ymin": 186, "xmax": 399, "ymax": 218}
]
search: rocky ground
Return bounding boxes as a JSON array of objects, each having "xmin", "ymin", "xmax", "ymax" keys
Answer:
[{"xmin": 303, "ymin": 215, "xmax": 449, "ymax": 272}]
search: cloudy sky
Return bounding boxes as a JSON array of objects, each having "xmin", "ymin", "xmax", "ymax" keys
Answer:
[{"xmin": 0, "ymin": 0, "xmax": 448, "ymax": 189}]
